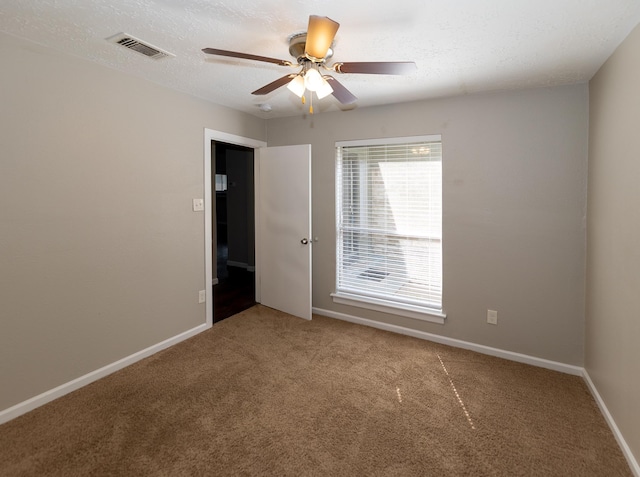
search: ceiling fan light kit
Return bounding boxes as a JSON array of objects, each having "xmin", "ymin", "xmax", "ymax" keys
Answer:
[
  {"xmin": 286, "ymin": 75, "xmax": 306, "ymax": 98},
  {"xmin": 303, "ymin": 67, "xmax": 324, "ymax": 91},
  {"xmin": 203, "ymin": 15, "xmax": 417, "ymax": 114},
  {"xmin": 314, "ymin": 77, "xmax": 334, "ymax": 100}
]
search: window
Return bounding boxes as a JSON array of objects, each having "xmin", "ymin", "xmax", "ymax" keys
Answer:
[
  {"xmin": 215, "ymin": 174, "xmax": 228, "ymax": 192},
  {"xmin": 333, "ymin": 135, "xmax": 444, "ymax": 323}
]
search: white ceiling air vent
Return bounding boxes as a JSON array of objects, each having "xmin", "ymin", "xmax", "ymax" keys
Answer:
[{"xmin": 106, "ymin": 33, "xmax": 175, "ymax": 60}]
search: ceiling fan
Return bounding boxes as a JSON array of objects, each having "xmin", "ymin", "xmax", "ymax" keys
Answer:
[{"xmin": 202, "ymin": 15, "xmax": 417, "ymax": 113}]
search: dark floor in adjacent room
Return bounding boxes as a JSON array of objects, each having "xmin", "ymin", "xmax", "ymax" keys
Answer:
[{"xmin": 214, "ymin": 243, "xmax": 255, "ymax": 323}]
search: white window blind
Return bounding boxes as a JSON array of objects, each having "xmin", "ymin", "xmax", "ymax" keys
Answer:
[
  {"xmin": 215, "ymin": 174, "xmax": 228, "ymax": 192},
  {"xmin": 335, "ymin": 136, "xmax": 443, "ymax": 314}
]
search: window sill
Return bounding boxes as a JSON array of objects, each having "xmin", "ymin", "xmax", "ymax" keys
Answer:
[{"xmin": 331, "ymin": 292, "xmax": 446, "ymax": 324}]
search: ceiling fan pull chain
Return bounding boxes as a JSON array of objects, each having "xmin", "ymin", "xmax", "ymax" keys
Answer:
[{"xmin": 309, "ymin": 92, "xmax": 314, "ymax": 114}]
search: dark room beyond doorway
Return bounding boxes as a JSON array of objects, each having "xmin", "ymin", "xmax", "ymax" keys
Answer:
[{"xmin": 213, "ymin": 142, "xmax": 256, "ymax": 323}]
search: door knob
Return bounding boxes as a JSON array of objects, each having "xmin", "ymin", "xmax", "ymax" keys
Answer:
[{"xmin": 301, "ymin": 238, "xmax": 309, "ymax": 244}]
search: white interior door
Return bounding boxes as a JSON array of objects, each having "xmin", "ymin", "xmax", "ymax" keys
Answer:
[{"xmin": 258, "ymin": 144, "xmax": 312, "ymax": 320}]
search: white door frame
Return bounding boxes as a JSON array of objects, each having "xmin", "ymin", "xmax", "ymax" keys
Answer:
[{"xmin": 204, "ymin": 128, "xmax": 267, "ymax": 327}]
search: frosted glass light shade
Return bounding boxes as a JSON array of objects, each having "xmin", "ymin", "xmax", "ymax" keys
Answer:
[
  {"xmin": 304, "ymin": 68, "xmax": 323, "ymax": 92},
  {"xmin": 315, "ymin": 78, "xmax": 334, "ymax": 99},
  {"xmin": 287, "ymin": 75, "xmax": 305, "ymax": 97}
]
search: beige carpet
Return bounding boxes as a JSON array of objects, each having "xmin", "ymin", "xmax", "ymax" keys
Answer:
[{"xmin": 0, "ymin": 305, "xmax": 631, "ymax": 476}]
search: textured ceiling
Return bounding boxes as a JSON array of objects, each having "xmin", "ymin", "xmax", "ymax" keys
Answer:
[{"xmin": 2, "ymin": 0, "xmax": 640, "ymax": 118}]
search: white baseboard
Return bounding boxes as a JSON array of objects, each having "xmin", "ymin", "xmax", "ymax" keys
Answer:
[
  {"xmin": 3, "ymin": 308, "xmax": 637, "ymax": 476},
  {"xmin": 583, "ymin": 370, "xmax": 640, "ymax": 477},
  {"xmin": 0, "ymin": 322, "xmax": 211, "ymax": 425},
  {"xmin": 312, "ymin": 307, "xmax": 583, "ymax": 375}
]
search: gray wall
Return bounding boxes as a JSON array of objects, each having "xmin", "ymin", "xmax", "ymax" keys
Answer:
[
  {"xmin": 587, "ymin": 24, "xmax": 640, "ymax": 463},
  {"xmin": 267, "ymin": 85, "xmax": 589, "ymax": 365},
  {"xmin": 4, "ymin": 22, "xmax": 637, "ymax": 466},
  {"xmin": 0, "ymin": 32, "xmax": 265, "ymax": 411},
  {"xmin": 0, "ymin": 27, "xmax": 594, "ymax": 416}
]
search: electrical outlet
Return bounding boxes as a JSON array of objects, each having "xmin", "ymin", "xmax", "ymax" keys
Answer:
[
  {"xmin": 198, "ymin": 290, "xmax": 206, "ymax": 304},
  {"xmin": 487, "ymin": 309, "xmax": 498, "ymax": 325}
]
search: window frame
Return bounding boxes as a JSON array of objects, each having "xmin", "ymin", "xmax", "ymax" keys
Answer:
[{"xmin": 332, "ymin": 135, "xmax": 446, "ymax": 324}]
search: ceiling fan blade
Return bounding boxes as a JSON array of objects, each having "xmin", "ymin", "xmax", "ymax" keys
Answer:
[
  {"xmin": 305, "ymin": 15, "xmax": 339, "ymax": 60},
  {"xmin": 333, "ymin": 61, "xmax": 417, "ymax": 75},
  {"xmin": 202, "ymin": 48, "xmax": 293, "ymax": 67},
  {"xmin": 324, "ymin": 76, "xmax": 357, "ymax": 105},
  {"xmin": 251, "ymin": 75, "xmax": 296, "ymax": 95}
]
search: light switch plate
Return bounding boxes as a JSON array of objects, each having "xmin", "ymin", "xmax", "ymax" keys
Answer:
[
  {"xmin": 192, "ymin": 198, "xmax": 204, "ymax": 211},
  {"xmin": 487, "ymin": 309, "xmax": 498, "ymax": 325}
]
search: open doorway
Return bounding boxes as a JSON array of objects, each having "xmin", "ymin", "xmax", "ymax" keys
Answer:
[{"xmin": 213, "ymin": 142, "xmax": 256, "ymax": 323}]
